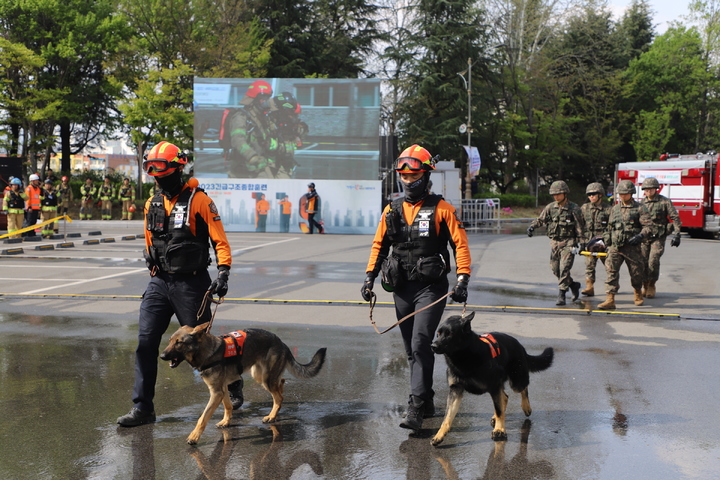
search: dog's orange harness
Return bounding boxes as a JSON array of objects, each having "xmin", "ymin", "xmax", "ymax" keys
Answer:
[
  {"xmin": 220, "ymin": 331, "xmax": 247, "ymax": 358},
  {"xmin": 479, "ymin": 333, "xmax": 501, "ymax": 358}
]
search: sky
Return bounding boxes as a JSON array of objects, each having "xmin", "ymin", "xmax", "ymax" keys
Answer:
[{"xmin": 609, "ymin": 0, "xmax": 689, "ymax": 34}]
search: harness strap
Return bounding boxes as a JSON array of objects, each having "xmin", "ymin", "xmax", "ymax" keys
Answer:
[{"xmin": 479, "ymin": 333, "xmax": 501, "ymax": 358}]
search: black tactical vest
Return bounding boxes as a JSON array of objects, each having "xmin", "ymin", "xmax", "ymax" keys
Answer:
[
  {"xmin": 6, "ymin": 190, "xmax": 25, "ymax": 209},
  {"xmin": 146, "ymin": 188, "xmax": 210, "ymax": 274},
  {"xmin": 41, "ymin": 191, "xmax": 58, "ymax": 207},
  {"xmin": 385, "ymin": 195, "xmax": 450, "ymax": 278}
]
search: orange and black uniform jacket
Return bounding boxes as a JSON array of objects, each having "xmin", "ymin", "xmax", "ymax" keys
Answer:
[
  {"xmin": 366, "ymin": 198, "xmax": 471, "ymax": 276},
  {"xmin": 279, "ymin": 199, "xmax": 292, "ymax": 214},
  {"xmin": 143, "ymin": 184, "xmax": 232, "ymax": 269}
]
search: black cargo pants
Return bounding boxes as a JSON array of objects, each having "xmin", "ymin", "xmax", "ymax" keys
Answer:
[
  {"xmin": 394, "ymin": 278, "xmax": 449, "ymax": 404},
  {"xmin": 132, "ymin": 270, "xmax": 212, "ymax": 412}
]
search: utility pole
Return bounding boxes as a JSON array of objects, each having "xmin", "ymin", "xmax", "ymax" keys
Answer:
[{"xmin": 457, "ymin": 58, "xmax": 473, "ymax": 200}]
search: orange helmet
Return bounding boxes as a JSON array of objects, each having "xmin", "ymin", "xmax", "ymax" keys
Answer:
[
  {"xmin": 395, "ymin": 145, "xmax": 436, "ymax": 172},
  {"xmin": 245, "ymin": 80, "xmax": 273, "ymax": 99},
  {"xmin": 143, "ymin": 141, "xmax": 187, "ymax": 176},
  {"xmin": 61, "ymin": 176, "xmax": 68, "ymax": 182},
  {"xmin": 128, "ymin": 204, "xmax": 136, "ymax": 213}
]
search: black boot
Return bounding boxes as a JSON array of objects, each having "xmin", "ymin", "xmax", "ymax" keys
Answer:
[
  {"xmin": 556, "ymin": 290, "xmax": 567, "ymax": 306},
  {"xmin": 228, "ymin": 378, "xmax": 244, "ymax": 410},
  {"xmin": 570, "ymin": 281, "xmax": 581, "ymax": 302},
  {"xmin": 399, "ymin": 396, "xmax": 424, "ymax": 432},
  {"xmin": 117, "ymin": 407, "xmax": 156, "ymax": 427}
]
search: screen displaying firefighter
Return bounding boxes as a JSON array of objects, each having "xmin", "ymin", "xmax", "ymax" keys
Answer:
[{"xmin": 193, "ymin": 78, "xmax": 381, "ymax": 181}]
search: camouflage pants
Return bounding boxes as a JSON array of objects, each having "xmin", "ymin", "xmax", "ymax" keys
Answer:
[
  {"xmin": 604, "ymin": 244, "xmax": 645, "ymax": 294},
  {"xmin": 640, "ymin": 236, "xmax": 666, "ymax": 285},
  {"xmin": 584, "ymin": 255, "xmax": 606, "ymax": 283},
  {"xmin": 549, "ymin": 238, "xmax": 576, "ymax": 291}
]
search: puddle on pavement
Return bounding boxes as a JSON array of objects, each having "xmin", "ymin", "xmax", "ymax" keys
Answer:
[{"xmin": 1, "ymin": 311, "xmax": 710, "ymax": 479}]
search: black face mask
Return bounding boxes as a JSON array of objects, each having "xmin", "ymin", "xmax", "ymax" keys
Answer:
[
  {"xmin": 155, "ymin": 169, "xmax": 183, "ymax": 198},
  {"xmin": 403, "ymin": 173, "xmax": 429, "ymax": 204}
]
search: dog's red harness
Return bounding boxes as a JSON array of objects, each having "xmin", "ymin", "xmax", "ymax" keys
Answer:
[
  {"xmin": 220, "ymin": 331, "xmax": 247, "ymax": 358},
  {"xmin": 479, "ymin": 333, "xmax": 501, "ymax": 358}
]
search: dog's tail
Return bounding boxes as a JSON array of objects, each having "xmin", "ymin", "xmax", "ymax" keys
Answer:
[
  {"xmin": 286, "ymin": 347, "xmax": 327, "ymax": 379},
  {"xmin": 526, "ymin": 347, "xmax": 554, "ymax": 372}
]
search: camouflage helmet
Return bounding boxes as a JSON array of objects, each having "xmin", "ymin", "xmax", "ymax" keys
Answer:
[
  {"xmin": 549, "ymin": 180, "xmax": 570, "ymax": 195},
  {"xmin": 616, "ymin": 180, "xmax": 637, "ymax": 194},
  {"xmin": 641, "ymin": 177, "xmax": 660, "ymax": 190},
  {"xmin": 585, "ymin": 182, "xmax": 605, "ymax": 196}
]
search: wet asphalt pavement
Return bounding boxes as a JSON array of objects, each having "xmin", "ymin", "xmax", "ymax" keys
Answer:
[{"xmin": 1, "ymin": 220, "xmax": 719, "ymax": 479}]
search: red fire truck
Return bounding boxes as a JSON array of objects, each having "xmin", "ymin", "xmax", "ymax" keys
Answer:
[{"xmin": 616, "ymin": 152, "xmax": 720, "ymax": 238}]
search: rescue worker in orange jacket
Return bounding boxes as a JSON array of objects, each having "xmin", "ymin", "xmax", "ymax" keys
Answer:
[
  {"xmin": 361, "ymin": 145, "xmax": 472, "ymax": 433},
  {"xmin": 24, "ymin": 174, "xmax": 43, "ymax": 237},
  {"xmin": 305, "ymin": 183, "xmax": 324, "ymax": 234},
  {"xmin": 278, "ymin": 195, "xmax": 292, "ymax": 232},
  {"xmin": 117, "ymin": 141, "xmax": 239, "ymax": 427},
  {"xmin": 255, "ymin": 193, "xmax": 270, "ymax": 232}
]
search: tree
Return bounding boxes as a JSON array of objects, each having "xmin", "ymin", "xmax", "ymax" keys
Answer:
[
  {"xmin": 623, "ymin": 27, "xmax": 710, "ymax": 158},
  {"xmin": 0, "ymin": 0, "xmax": 132, "ymax": 173}
]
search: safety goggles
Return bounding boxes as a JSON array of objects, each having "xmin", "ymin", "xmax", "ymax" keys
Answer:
[
  {"xmin": 143, "ymin": 158, "xmax": 175, "ymax": 175},
  {"xmin": 395, "ymin": 157, "xmax": 425, "ymax": 172}
]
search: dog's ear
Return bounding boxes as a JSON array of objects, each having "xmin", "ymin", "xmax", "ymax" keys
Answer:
[
  {"xmin": 191, "ymin": 322, "xmax": 210, "ymax": 335},
  {"xmin": 460, "ymin": 311, "xmax": 475, "ymax": 331}
]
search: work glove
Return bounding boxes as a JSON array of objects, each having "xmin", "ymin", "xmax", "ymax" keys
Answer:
[
  {"xmin": 361, "ymin": 273, "xmax": 376, "ymax": 302},
  {"xmin": 627, "ymin": 234, "xmax": 644, "ymax": 246},
  {"xmin": 526, "ymin": 226, "xmax": 534, "ymax": 237},
  {"xmin": 210, "ymin": 266, "xmax": 230, "ymax": 298},
  {"xmin": 670, "ymin": 233, "xmax": 681, "ymax": 247},
  {"xmin": 451, "ymin": 274, "xmax": 470, "ymax": 303}
]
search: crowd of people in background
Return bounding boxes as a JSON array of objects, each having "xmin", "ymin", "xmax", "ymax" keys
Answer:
[{"xmin": 2, "ymin": 172, "xmax": 139, "ymax": 238}]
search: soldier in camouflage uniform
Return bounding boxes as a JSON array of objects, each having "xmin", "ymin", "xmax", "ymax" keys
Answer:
[
  {"xmin": 597, "ymin": 180, "xmax": 653, "ymax": 310},
  {"xmin": 639, "ymin": 177, "xmax": 681, "ymax": 299},
  {"xmin": 580, "ymin": 182, "xmax": 611, "ymax": 296},
  {"xmin": 527, "ymin": 180, "xmax": 585, "ymax": 305}
]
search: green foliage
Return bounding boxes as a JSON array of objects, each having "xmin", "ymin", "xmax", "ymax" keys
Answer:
[{"xmin": 474, "ymin": 192, "xmax": 538, "ymax": 208}]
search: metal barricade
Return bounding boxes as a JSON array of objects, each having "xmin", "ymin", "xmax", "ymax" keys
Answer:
[{"xmin": 448, "ymin": 198, "xmax": 501, "ymax": 233}]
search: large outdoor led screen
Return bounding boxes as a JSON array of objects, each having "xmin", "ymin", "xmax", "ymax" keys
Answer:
[
  {"xmin": 193, "ymin": 77, "xmax": 383, "ymax": 234},
  {"xmin": 193, "ymin": 77, "xmax": 381, "ymax": 180}
]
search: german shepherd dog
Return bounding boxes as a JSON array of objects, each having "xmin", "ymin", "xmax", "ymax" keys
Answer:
[
  {"xmin": 160, "ymin": 322, "xmax": 327, "ymax": 445},
  {"xmin": 430, "ymin": 312, "xmax": 554, "ymax": 446}
]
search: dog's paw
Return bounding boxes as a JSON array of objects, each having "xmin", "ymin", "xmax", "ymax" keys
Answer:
[
  {"xmin": 491, "ymin": 429, "xmax": 507, "ymax": 441},
  {"xmin": 186, "ymin": 436, "xmax": 199, "ymax": 445},
  {"xmin": 431, "ymin": 435, "xmax": 444, "ymax": 447},
  {"xmin": 216, "ymin": 419, "xmax": 230, "ymax": 428},
  {"xmin": 262, "ymin": 415, "xmax": 277, "ymax": 423}
]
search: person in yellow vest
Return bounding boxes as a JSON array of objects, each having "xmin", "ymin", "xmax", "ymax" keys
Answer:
[
  {"xmin": 2, "ymin": 178, "xmax": 27, "ymax": 238},
  {"xmin": 255, "ymin": 193, "xmax": 270, "ymax": 232},
  {"xmin": 57, "ymin": 176, "xmax": 73, "ymax": 218},
  {"xmin": 40, "ymin": 179, "xmax": 59, "ymax": 237},
  {"xmin": 118, "ymin": 177, "xmax": 136, "ymax": 220},
  {"xmin": 278, "ymin": 195, "xmax": 292, "ymax": 232},
  {"xmin": 24, "ymin": 174, "xmax": 43, "ymax": 237},
  {"xmin": 80, "ymin": 178, "xmax": 97, "ymax": 220},
  {"xmin": 99, "ymin": 176, "xmax": 115, "ymax": 220}
]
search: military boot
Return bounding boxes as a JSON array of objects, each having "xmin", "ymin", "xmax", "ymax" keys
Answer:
[
  {"xmin": 555, "ymin": 290, "xmax": 567, "ymax": 306},
  {"xmin": 645, "ymin": 282, "xmax": 656, "ymax": 298},
  {"xmin": 597, "ymin": 293, "xmax": 616, "ymax": 310},
  {"xmin": 570, "ymin": 281, "xmax": 581, "ymax": 302},
  {"xmin": 581, "ymin": 279, "xmax": 594, "ymax": 297},
  {"xmin": 634, "ymin": 289, "xmax": 644, "ymax": 306},
  {"xmin": 400, "ymin": 396, "xmax": 425, "ymax": 432}
]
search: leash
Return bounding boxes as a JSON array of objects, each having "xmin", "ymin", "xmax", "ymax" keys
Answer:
[
  {"xmin": 368, "ymin": 290, "xmax": 463, "ymax": 335},
  {"xmin": 198, "ymin": 290, "xmax": 224, "ymax": 333}
]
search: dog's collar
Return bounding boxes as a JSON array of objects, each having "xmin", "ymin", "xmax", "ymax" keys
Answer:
[
  {"xmin": 197, "ymin": 331, "xmax": 246, "ymax": 372},
  {"xmin": 479, "ymin": 333, "xmax": 501, "ymax": 358}
]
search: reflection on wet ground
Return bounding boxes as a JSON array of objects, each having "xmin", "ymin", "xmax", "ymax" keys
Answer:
[{"xmin": 1, "ymin": 311, "xmax": 720, "ymax": 479}]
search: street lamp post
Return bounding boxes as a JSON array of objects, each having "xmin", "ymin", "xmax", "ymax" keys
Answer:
[{"xmin": 457, "ymin": 58, "xmax": 473, "ymax": 200}]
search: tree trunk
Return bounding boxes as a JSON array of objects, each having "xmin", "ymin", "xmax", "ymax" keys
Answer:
[{"xmin": 60, "ymin": 121, "xmax": 72, "ymax": 173}]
